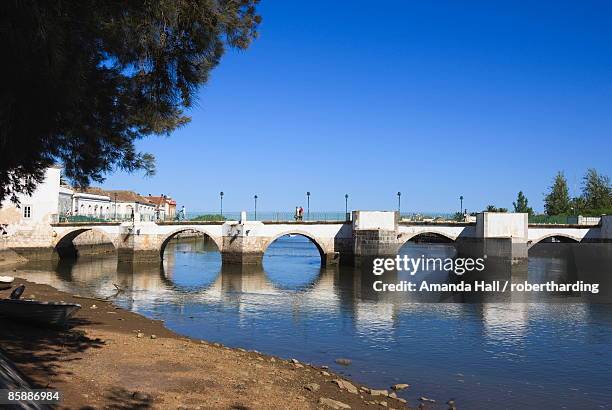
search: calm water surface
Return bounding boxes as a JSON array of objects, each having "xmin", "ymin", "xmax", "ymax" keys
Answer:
[{"xmin": 5, "ymin": 236, "xmax": 612, "ymax": 409}]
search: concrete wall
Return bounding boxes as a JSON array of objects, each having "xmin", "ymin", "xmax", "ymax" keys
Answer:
[
  {"xmin": 352, "ymin": 211, "xmax": 400, "ymax": 258},
  {"xmin": 352, "ymin": 211, "xmax": 397, "ymax": 231},
  {"xmin": 476, "ymin": 212, "xmax": 528, "ymax": 242}
]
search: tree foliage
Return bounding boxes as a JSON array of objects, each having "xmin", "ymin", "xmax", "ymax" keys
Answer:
[
  {"xmin": 0, "ymin": 0, "xmax": 261, "ymax": 203},
  {"xmin": 544, "ymin": 172, "xmax": 570, "ymax": 216},
  {"xmin": 512, "ymin": 191, "xmax": 533, "ymax": 215},
  {"xmin": 191, "ymin": 213, "xmax": 226, "ymax": 221},
  {"xmin": 485, "ymin": 205, "xmax": 508, "ymax": 213},
  {"xmin": 542, "ymin": 169, "xmax": 611, "ymax": 216},
  {"xmin": 581, "ymin": 168, "xmax": 612, "ymax": 211}
]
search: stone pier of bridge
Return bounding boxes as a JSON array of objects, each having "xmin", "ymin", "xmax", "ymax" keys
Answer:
[{"xmin": 3, "ymin": 211, "xmax": 611, "ymax": 266}]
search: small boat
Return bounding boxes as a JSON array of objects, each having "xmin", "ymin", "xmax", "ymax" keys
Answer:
[
  {"xmin": 0, "ymin": 285, "xmax": 81, "ymax": 327},
  {"xmin": 0, "ymin": 276, "xmax": 14, "ymax": 290}
]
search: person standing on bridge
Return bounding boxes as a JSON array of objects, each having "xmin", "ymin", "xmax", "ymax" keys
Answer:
[
  {"xmin": 298, "ymin": 206, "xmax": 304, "ymax": 221},
  {"xmin": 294, "ymin": 206, "xmax": 300, "ymax": 221}
]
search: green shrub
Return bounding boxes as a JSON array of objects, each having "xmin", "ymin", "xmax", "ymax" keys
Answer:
[{"xmin": 190, "ymin": 214, "xmax": 226, "ymax": 222}]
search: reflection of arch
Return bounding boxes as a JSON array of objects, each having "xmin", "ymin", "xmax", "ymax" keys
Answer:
[
  {"xmin": 262, "ymin": 231, "xmax": 326, "ymax": 263},
  {"xmin": 157, "ymin": 261, "xmax": 333, "ymax": 301},
  {"xmin": 55, "ymin": 228, "xmax": 116, "ymax": 259},
  {"xmin": 159, "ymin": 228, "xmax": 222, "ymax": 259},
  {"xmin": 265, "ymin": 267, "xmax": 324, "ymax": 292},
  {"xmin": 158, "ymin": 258, "xmax": 222, "ymax": 293},
  {"xmin": 528, "ymin": 234, "xmax": 580, "ymax": 248}
]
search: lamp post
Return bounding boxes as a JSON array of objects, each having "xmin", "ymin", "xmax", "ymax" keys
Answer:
[
  {"xmin": 306, "ymin": 191, "xmax": 310, "ymax": 221},
  {"xmin": 254, "ymin": 195, "xmax": 258, "ymax": 220},
  {"xmin": 220, "ymin": 191, "xmax": 224, "ymax": 217},
  {"xmin": 460, "ymin": 195, "xmax": 464, "ymax": 214},
  {"xmin": 344, "ymin": 194, "xmax": 349, "ymax": 221},
  {"xmin": 397, "ymin": 191, "xmax": 401, "ymax": 214},
  {"xmin": 114, "ymin": 193, "xmax": 117, "ymax": 220}
]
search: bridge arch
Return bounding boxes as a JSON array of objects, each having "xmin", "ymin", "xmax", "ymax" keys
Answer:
[
  {"xmin": 262, "ymin": 231, "xmax": 328, "ymax": 264},
  {"xmin": 159, "ymin": 228, "xmax": 223, "ymax": 259},
  {"xmin": 54, "ymin": 228, "xmax": 116, "ymax": 259},
  {"xmin": 398, "ymin": 230, "xmax": 457, "ymax": 250},
  {"xmin": 528, "ymin": 233, "xmax": 581, "ymax": 248}
]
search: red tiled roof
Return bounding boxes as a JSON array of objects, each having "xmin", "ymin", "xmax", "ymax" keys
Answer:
[{"xmin": 147, "ymin": 195, "xmax": 177, "ymax": 207}]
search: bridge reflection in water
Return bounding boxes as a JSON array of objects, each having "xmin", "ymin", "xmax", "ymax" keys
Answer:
[
  {"xmin": 9, "ymin": 235, "xmax": 612, "ymax": 409},
  {"xmin": 17, "ymin": 235, "xmax": 612, "ymax": 315}
]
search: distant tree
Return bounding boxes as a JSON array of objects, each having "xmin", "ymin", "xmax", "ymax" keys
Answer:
[
  {"xmin": 0, "ymin": 1, "xmax": 261, "ymax": 203},
  {"xmin": 452, "ymin": 212, "xmax": 464, "ymax": 222},
  {"xmin": 485, "ymin": 205, "xmax": 508, "ymax": 213},
  {"xmin": 569, "ymin": 196, "xmax": 586, "ymax": 215},
  {"xmin": 581, "ymin": 169, "xmax": 612, "ymax": 211},
  {"xmin": 513, "ymin": 191, "xmax": 534, "ymax": 215},
  {"xmin": 544, "ymin": 172, "xmax": 571, "ymax": 215}
]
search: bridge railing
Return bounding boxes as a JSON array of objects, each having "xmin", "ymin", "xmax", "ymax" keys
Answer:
[
  {"xmin": 54, "ymin": 214, "xmax": 179, "ymax": 224},
  {"xmin": 185, "ymin": 211, "xmax": 460, "ymax": 223},
  {"xmin": 400, "ymin": 212, "xmax": 457, "ymax": 222},
  {"xmin": 55, "ymin": 215, "xmax": 131, "ymax": 223},
  {"xmin": 528, "ymin": 215, "xmax": 601, "ymax": 225},
  {"xmin": 187, "ymin": 211, "xmax": 349, "ymax": 222}
]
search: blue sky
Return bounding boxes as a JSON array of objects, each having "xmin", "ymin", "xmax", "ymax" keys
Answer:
[{"xmin": 102, "ymin": 0, "xmax": 612, "ymax": 213}]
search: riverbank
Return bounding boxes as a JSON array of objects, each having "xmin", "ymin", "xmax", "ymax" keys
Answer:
[
  {"xmin": 0, "ymin": 278, "xmax": 411, "ymax": 409},
  {"xmin": 0, "ymin": 249, "xmax": 27, "ymax": 268}
]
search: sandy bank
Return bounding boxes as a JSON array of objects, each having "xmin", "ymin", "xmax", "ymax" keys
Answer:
[{"xmin": 0, "ymin": 278, "xmax": 411, "ymax": 409}]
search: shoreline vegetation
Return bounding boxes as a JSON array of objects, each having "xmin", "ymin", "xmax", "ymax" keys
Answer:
[{"xmin": 0, "ymin": 278, "xmax": 412, "ymax": 409}]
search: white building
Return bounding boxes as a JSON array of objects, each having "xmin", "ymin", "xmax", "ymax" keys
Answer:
[
  {"xmin": 72, "ymin": 191, "xmax": 112, "ymax": 218},
  {"xmin": 108, "ymin": 190, "xmax": 157, "ymax": 221},
  {"xmin": 146, "ymin": 194, "xmax": 177, "ymax": 220},
  {"xmin": 1, "ymin": 166, "xmax": 173, "ymax": 226},
  {"xmin": 0, "ymin": 166, "xmax": 62, "ymax": 227},
  {"xmin": 76, "ymin": 188, "xmax": 157, "ymax": 221}
]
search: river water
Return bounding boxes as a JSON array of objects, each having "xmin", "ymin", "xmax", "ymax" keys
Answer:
[{"xmin": 4, "ymin": 236, "xmax": 612, "ymax": 409}]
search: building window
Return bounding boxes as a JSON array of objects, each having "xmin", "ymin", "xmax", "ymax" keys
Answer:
[{"xmin": 23, "ymin": 206, "xmax": 32, "ymax": 218}]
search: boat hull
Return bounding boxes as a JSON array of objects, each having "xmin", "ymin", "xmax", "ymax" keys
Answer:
[
  {"xmin": 0, "ymin": 299, "xmax": 81, "ymax": 327},
  {"xmin": 0, "ymin": 276, "xmax": 14, "ymax": 290}
]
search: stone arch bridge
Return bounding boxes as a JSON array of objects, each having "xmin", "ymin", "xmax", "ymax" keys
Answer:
[{"xmin": 15, "ymin": 211, "xmax": 612, "ymax": 265}]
